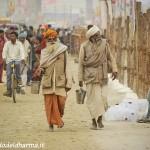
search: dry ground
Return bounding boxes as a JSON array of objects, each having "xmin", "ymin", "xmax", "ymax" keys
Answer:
[{"xmin": 0, "ymin": 57, "xmax": 150, "ymax": 150}]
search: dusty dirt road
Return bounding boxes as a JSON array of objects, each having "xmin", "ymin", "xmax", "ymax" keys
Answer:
[{"xmin": 0, "ymin": 57, "xmax": 150, "ymax": 150}]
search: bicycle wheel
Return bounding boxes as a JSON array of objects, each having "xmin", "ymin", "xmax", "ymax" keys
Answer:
[{"xmin": 11, "ymin": 74, "xmax": 16, "ymax": 103}]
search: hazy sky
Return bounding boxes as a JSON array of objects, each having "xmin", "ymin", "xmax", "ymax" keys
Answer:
[
  {"xmin": 140, "ymin": 0, "xmax": 150, "ymax": 11},
  {"xmin": 42, "ymin": 0, "xmax": 94, "ymax": 13},
  {"xmin": 42, "ymin": 0, "xmax": 150, "ymax": 14}
]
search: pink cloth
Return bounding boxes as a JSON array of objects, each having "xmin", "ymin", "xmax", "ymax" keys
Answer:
[
  {"xmin": 0, "ymin": 63, "xmax": 3, "ymax": 82},
  {"xmin": 0, "ymin": 37, "xmax": 5, "ymax": 64}
]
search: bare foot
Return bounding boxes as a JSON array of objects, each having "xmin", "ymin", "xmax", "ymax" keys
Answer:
[
  {"xmin": 97, "ymin": 116, "xmax": 104, "ymax": 129},
  {"xmin": 49, "ymin": 124, "xmax": 54, "ymax": 132},
  {"xmin": 57, "ymin": 123, "xmax": 64, "ymax": 128},
  {"xmin": 90, "ymin": 119, "xmax": 97, "ymax": 130}
]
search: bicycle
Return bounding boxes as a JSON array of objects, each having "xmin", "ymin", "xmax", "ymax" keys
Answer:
[{"xmin": 11, "ymin": 61, "xmax": 23, "ymax": 103}]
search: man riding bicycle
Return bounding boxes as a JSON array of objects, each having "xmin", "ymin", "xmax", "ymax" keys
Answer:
[{"xmin": 2, "ymin": 31, "xmax": 25, "ymax": 97}]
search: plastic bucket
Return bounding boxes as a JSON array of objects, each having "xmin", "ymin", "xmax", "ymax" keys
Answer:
[
  {"xmin": 76, "ymin": 88, "xmax": 86, "ymax": 104},
  {"xmin": 31, "ymin": 81, "xmax": 40, "ymax": 94}
]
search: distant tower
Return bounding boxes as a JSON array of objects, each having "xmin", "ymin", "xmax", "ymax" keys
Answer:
[{"xmin": 86, "ymin": 0, "xmax": 94, "ymax": 20}]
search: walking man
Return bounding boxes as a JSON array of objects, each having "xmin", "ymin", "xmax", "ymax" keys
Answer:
[
  {"xmin": 18, "ymin": 32, "xmax": 31, "ymax": 94},
  {"xmin": 36, "ymin": 29, "xmax": 72, "ymax": 131},
  {"xmin": 78, "ymin": 25, "xmax": 118, "ymax": 129}
]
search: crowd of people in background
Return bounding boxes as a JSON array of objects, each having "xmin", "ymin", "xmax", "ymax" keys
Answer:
[{"xmin": 0, "ymin": 23, "xmax": 72, "ymax": 96}]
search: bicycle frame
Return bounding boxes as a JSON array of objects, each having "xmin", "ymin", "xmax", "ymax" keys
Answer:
[
  {"xmin": 11, "ymin": 60, "xmax": 23, "ymax": 102},
  {"xmin": 11, "ymin": 62, "xmax": 17, "ymax": 86}
]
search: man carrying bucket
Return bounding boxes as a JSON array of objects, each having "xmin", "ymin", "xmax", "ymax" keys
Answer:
[{"xmin": 78, "ymin": 25, "xmax": 118, "ymax": 130}]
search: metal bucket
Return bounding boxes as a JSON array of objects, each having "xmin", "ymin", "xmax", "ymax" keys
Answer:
[
  {"xmin": 76, "ymin": 88, "xmax": 86, "ymax": 104},
  {"xmin": 31, "ymin": 81, "xmax": 40, "ymax": 94}
]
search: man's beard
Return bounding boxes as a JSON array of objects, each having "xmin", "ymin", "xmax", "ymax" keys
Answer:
[
  {"xmin": 90, "ymin": 35, "xmax": 102, "ymax": 44},
  {"xmin": 47, "ymin": 42, "xmax": 58, "ymax": 53},
  {"xmin": 95, "ymin": 35, "xmax": 102, "ymax": 43}
]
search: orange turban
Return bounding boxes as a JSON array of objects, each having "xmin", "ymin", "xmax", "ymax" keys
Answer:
[{"xmin": 44, "ymin": 29, "xmax": 57, "ymax": 39}]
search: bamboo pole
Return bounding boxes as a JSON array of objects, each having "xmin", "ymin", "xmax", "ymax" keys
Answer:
[{"xmin": 133, "ymin": 1, "xmax": 141, "ymax": 96}]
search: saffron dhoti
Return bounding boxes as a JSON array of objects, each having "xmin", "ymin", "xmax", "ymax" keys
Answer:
[{"xmin": 44, "ymin": 94, "xmax": 66, "ymax": 126}]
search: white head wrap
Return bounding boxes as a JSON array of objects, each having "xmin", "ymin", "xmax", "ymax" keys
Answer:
[
  {"xmin": 86, "ymin": 25, "xmax": 102, "ymax": 39},
  {"xmin": 18, "ymin": 32, "xmax": 27, "ymax": 39}
]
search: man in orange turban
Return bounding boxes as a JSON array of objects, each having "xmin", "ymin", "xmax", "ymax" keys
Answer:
[
  {"xmin": 44, "ymin": 29, "xmax": 58, "ymax": 40},
  {"xmin": 37, "ymin": 28, "xmax": 72, "ymax": 131}
]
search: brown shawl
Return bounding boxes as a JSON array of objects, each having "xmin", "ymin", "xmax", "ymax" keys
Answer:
[{"xmin": 83, "ymin": 39, "xmax": 107, "ymax": 67}]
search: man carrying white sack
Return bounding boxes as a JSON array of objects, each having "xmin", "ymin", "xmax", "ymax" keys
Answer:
[{"xmin": 78, "ymin": 25, "xmax": 118, "ymax": 129}]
